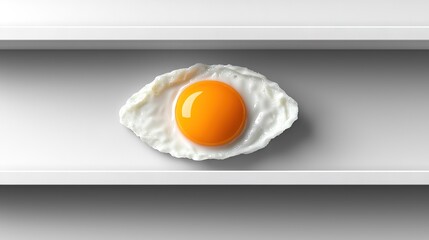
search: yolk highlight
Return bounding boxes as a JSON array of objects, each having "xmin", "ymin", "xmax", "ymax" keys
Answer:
[{"xmin": 175, "ymin": 80, "xmax": 246, "ymax": 146}]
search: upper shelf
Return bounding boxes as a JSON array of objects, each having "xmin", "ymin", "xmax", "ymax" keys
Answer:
[
  {"xmin": 2, "ymin": 0, "xmax": 429, "ymax": 49},
  {"xmin": 2, "ymin": 26, "xmax": 429, "ymax": 49}
]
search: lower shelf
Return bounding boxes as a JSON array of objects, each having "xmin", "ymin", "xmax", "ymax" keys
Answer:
[{"xmin": 2, "ymin": 171, "xmax": 429, "ymax": 184}]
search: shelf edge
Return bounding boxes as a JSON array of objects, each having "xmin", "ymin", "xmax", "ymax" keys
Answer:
[
  {"xmin": 2, "ymin": 171, "xmax": 429, "ymax": 185},
  {"xmin": 1, "ymin": 27, "xmax": 429, "ymax": 49}
]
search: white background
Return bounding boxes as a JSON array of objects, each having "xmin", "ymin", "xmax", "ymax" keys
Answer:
[{"xmin": 1, "ymin": 1, "xmax": 429, "ymax": 239}]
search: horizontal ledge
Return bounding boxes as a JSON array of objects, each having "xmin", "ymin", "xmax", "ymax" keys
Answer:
[
  {"xmin": 2, "ymin": 171, "xmax": 429, "ymax": 185},
  {"xmin": 2, "ymin": 26, "xmax": 429, "ymax": 40},
  {"xmin": 1, "ymin": 27, "xmax": 429, "ymax": 49}
]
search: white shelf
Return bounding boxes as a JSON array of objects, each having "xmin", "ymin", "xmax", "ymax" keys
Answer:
[
  {"xmin": 2, "ymin": 171, "xmax": 429, "ymax": 185},
  {"xmin": 2, "ymin": 0, "xmax": 429, "ymax": 49},
  {"xmin": 2, "ymin": 26, "xmax": 429, "ymax": 49}
]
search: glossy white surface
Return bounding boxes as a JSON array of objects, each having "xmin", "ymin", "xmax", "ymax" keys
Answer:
[
  {"xmin": 2, "ymin": 27, "xmax": 429, "ymax": 49},
  {"xmin": 1, "ymin": 0, "xmax": 429, "ymax": 49},
  {"xmin": 1, "ymin": 0, "xmax": 429, "ymax": 26},
  {"xmin": 2, "ymin": 171, "xmax": 429, "ymax": 185}
]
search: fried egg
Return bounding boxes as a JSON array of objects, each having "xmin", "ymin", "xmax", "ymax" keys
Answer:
[{"xmin": 119, "ymin": 64, "xmax": 298, "ymax": 160}]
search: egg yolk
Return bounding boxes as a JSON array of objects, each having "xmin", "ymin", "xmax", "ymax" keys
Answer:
[{"xmin": 175, "ymin": 80, "xmax": 247, "ymax": 146}]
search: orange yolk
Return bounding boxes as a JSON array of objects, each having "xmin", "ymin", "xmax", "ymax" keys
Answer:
[{"xmin": 175, "ymin": 80, "xmax": 247, "ymax": 146}]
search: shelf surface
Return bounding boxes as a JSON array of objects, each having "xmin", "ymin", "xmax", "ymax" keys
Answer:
[
  {"xmin": 1, "ymin": 0, "xmax": 429, "ymax": 49},
  {"xmin": 2, "ymin": 27, "xmax": 429, "ymax": 49},
  {"xmin": 1, "ymin": 50, "xmax": 429, "ymax": 184},
  {"xmin": 2, "ymin": 0, "xmax": 429, "ymax": 27}
]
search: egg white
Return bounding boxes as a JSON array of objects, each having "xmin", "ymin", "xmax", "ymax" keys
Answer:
[{"xmin": 119, "ymin": 64, "xmax": 298, "ymax": 160}]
